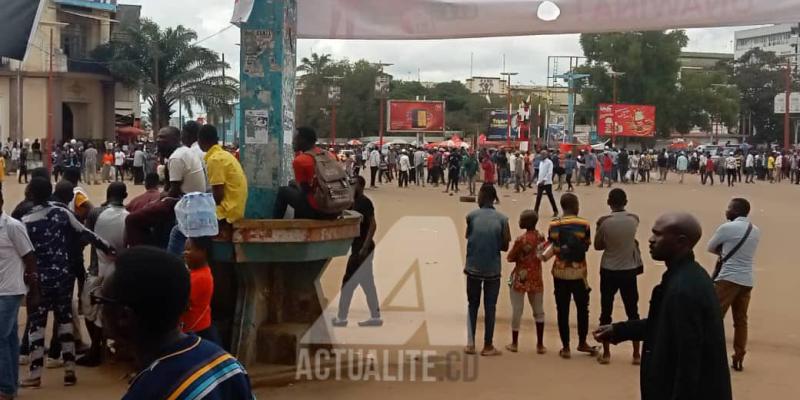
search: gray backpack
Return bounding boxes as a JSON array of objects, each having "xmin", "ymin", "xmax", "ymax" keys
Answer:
[{"xmin": 306, "ymin": 150, "xmax": 354, "ymax": 215}]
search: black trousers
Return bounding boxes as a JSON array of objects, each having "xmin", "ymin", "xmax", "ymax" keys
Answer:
[
  {"xmin": 554, "ymin": 278, "xmax": 590, "ymax": 348},
  {"xmin": 274, "ymin": 185, "xmax": 326, "ymax": 219},
  {"xmin": 398, "ymin": 170, "xmax": 409, "ymax": 187},
  {"xmin": 534, "ymin": 184, "xmax": 558, "ymax": 215},
  {"xmin": 18, "ymin": 166, "xmax": 27, "ymax": 183},
  {"xmin": 133, "ymin": 166, "xmax": 145, "ymax": 184},
  {"xmin": 370, "ymin": 166, "xmax": 378, "ymax": 187},
  {"xmin": 599, "ymin": 269, "xmax": 640, "ymax": 326},
  {"xmin": 585, "ymin": 168, "xmax": 594, "ymax": 185}
]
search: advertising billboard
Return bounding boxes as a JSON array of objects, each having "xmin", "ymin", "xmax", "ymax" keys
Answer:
[
  {"xmin": 388, "ymin": 100, "xmax": 445, "ymax": 132},
  {"xmin": 597, "ymin": 104, "xmax": 656, "ymax": 138},
  {"xmin": 487, "ymin": 110, "xmax": 517, "ymax": 141}
]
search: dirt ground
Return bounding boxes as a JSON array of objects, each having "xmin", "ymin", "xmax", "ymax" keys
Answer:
[{"xmin": 3, "ymin": 171, "xmax": 799, "ymax": 399}]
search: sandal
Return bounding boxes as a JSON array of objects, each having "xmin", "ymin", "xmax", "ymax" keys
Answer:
[
  {"xmin": 732, "ymin": 356, "xmax": 744, "ymax": 372},
  {"xmin": 577, "ymin": 345, "xmax": 600, "ymax": 356},
  {"xmin": 480, "ymin": 348, "xmax": 502, "ymax": 357},
  {"xmin": 505, "ymin": 344, "xmax": 518, "ymax": 353},
  {"xmin": 463, "ymin": 346, "xmax": 477, "ymax": 355},
  {"xmin": 537, "ymin": 346, "xmax": 547, "ymax": 355},
  {"xmin": 559, "ymin": 349, "xmax": 571, "ymax": 359}
]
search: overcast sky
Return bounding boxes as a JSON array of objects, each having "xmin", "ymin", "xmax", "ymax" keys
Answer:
[{"xmin": 125, "ymin": 0, "xmax": 747, "ymax": 85}]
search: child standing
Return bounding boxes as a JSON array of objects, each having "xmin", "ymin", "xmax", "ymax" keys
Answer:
[
  {"xmin": 506, "ymin": 210, "xmax": 547, "ymax": 354},
  {"xmin": 181, "ymin": 237, "xmax": 220, "ymax": 344}
]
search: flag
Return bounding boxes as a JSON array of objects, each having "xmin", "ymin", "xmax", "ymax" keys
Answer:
[
  {"xmin": 0, "ymin": 0, "xmax": 43, "ymax": 60},
  {"xmin": 231, "ymin": 0, "xmax": 256, "ymax": 25}
]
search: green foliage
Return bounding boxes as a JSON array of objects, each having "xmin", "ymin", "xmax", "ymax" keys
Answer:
[
  {"xmin": 92, "ymin": 18, "xmax": 238, "ymax": 129},
  {"xmin": 733, "ymin": 49, "xmax": 796, "ymax": 143},
  {"xmin": 578, "ymin": 31, "xmax": 690, "ymax": 137},
  {"xmin": 297, "ymin": 53, "xmax": 527, "ymax": 140}
]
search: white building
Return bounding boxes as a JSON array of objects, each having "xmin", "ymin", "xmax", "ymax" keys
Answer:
[
  {"xmin": 734, "ymin": 24, "xmax": 799, "ymax": 60},
  {"xmin": 465, "ymin": 76, "xmax": 508, "ymax": 95}
]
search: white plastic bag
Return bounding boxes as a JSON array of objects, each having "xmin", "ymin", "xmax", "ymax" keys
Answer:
[{"xmin": 174, "ymin": 192, "xmax": 219, "ymax": 238}]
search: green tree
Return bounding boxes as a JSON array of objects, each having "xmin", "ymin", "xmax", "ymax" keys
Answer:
[
  {"xmin": 733, "ymin": 49, "xmax": 796, "ymax": 143},
  {"xmin": 577, "ymin": 31, "xmax": 688, "ymax": 137},
  {"xmin": 92, "ymin": 18, "xmax": 238, "ymax": 129},
  {"xmin": 673, "ymin": 68, "xmax": 740, "ymax": 135}
]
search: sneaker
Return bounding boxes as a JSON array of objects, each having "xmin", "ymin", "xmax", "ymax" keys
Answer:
[
  {"xmin": 45, "ymin": 357, "xmax": 63, "ymax": 369},
  {"xmin": 64, "ymin": 371, "xmax": 77, "ymax": 387},
  {"xmin": 20, "ymin": 377, "xmax": 41, "ymax": 389},
  {"xmin": 19, "ymin": 355, "xmax": 30, "ymax": 366},
  {"xmin": 331, "ymin": 317, "xmax": 348, "ymax": 327},
  {"xmin": 358, "ymin": 318, "xmax": 383, "ymax": 327}
]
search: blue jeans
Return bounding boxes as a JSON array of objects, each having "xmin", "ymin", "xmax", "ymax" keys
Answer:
[
  {"xmin": 0, "ymin": 295, "xmax": 23, "ymax": 396},
  {"xmin": 466, "ymin": 276, "xmax": 500, "ymax": 347},
  {"xmin": 167, "ymin": 225, "xmax": 187, "ymax": 256}
]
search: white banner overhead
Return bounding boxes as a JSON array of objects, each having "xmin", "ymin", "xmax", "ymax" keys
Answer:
[{"xmin": 258, "ymin": 0, "xmax": 799, "ymax": 40}]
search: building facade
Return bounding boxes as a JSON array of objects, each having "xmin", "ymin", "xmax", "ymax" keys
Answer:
[
  {"xmin": 734, "ymin": 24, "xmax": 799, "ymax": 60},
  {"xmin": 0, "ymin": 0, "xmax": 140, "ymax": 146}
]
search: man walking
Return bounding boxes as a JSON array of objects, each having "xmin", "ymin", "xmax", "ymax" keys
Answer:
[
  {"xmin": 413, "ymin": 147, "xmax": 426, "ymax": 187},
  {"xmin": 332, "ymin": 176, "xmax": 382, "ymax": 328},
  {"xmin": 83, "ymin": 144, "xmax": 99, "ymax": 185},
  {"xmin": 594, "ymin": 189, "xmax": 642, "ymax": 365},
  {"xmin": 368, "ymin": 147, "xmax": 380, "ymax": 188},
  {"xmin": 676, "ymin": 152, "xmax": 688, "ymax": 184},
  {"xmin": 594, "ymin": 212, "xmax": 732, "ymax": 400},
  {"xmin": 707, "ymin": 198, "xmax": 760, "ymax": 372},
  {"xmin": 584, "ymin": 151, "xmax": 596, "ymax": 186},
  {"xmin": 534, "ymin": 150, "xmax": 559, "ymax": 217}
]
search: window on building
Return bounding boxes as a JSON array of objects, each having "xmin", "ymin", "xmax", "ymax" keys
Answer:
[{"xmin": 62, "ymin": 23, "xmax": 86, "ymax": 59}]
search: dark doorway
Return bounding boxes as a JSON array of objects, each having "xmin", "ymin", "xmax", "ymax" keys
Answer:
[{"xmin": 62, "ymin": 103, "xmax": 74, "ymax": 143}]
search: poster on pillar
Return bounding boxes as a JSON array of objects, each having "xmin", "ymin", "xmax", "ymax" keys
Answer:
[
  {"xmin": 242, "ymin": 29, "xmax": 275, "ymax": 77},
  {"xmin": 245, "ymin": 110, "xmax": 270, "ymax": 144}
]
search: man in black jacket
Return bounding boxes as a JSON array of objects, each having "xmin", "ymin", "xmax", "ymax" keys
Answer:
[{"xmin": 594, "ymin": 212, "xmax": 731, "ymax": 400}]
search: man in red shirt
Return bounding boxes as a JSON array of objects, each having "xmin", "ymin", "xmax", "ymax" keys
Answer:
[
  {"xmin": 126, "ymin": 173, "xmax": 162, "ymax": 213},
  {"xmin": 273, "ymin": 127, "xmax": 334, "ymax": 219},
  {"xmin": 481, "ymin": 155, "xmax": 496, "ymax": 185}
]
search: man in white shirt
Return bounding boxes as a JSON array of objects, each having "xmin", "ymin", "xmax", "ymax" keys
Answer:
[
  {"xmin": 398, "ymin": 150, "xmax": 411, "ymax": 188},
  {"xmin": 368, "ymin": 148, "xmax": 381, "ymax": 188},
  {"xmin": 534, "ymin": 150, "xmax": 559, "ymax": 217},
  {"xmin": 78, "ymin": 182, "xmax": 129, "ymax": 367},
  {"xmin": 0, "ymin": 190, "xmax": 39, "ymax": 398},
  {"xmin": 725, "ymin": 153, "xmax": 737, "ymax": 187},
  {"xmin": 413, "ymin": 148, "xmax": 426, "ymax": 187},
  {"xmin": 132, "ymin": 146, "xmax": 146, "ymax": 185},
  {"xmin": 676, "ymin": 152, "xmax": 688, "ymax": 184},
  {"xmin": 114, "ymin": 148, "xmax": 126, "ymax": 182},
  {"xmin": 744, "ymin": 153, "xmax": 756, "ymax": 183},
  {"xmin": 164, "ymin": 130, "xmax": 207, "ymax": 197},
  {"xmin": 707, "ymin": 198, "xmax": 760, "ymax": 372}
]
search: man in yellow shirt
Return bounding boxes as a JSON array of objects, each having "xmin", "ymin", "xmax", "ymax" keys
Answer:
[
  {"xmin": 0, "ymin": 155, "xmax": 5, "ymax": 190},
  {"xmin": 197, "ymin": 125, "xmax": 248, "ymax": 224},
  {"xmin": 767, "ymin": 153, "xmax": 776, "ymax": 183}
]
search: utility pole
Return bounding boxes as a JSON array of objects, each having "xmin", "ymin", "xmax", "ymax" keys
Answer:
[
  {"xmin": 46, "ymin": 28, "xmax": 53, "ymax": 171},
  {"xmin": 221, "ymin": 52, "xmax": 227, "ymax": 146},
  {"xmin": 501, "ymin": 71, "xmax": 518, "ymax": 147},
  {"xmin": 786, "ymin": 58, "xmax": 792, "ymax": 150},
  {"xmin": 607, "ymin": 69, "xmax": 625, "ymax": 147}
]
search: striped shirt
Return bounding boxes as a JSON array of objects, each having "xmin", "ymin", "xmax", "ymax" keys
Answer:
[{"xmin": 124, "ymin": 335, "xmax": 254, "ymax": 400}]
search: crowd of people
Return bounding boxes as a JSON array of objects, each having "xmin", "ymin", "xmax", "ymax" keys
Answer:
[
  {"xmin": 0, "ymin": 127, "xmax": 779, "ymax": 399},
  {"xmin": 462, "ymin": 185, "xmax": 760, "ymax": 399},
  {"xmin": 341, "ymin": 144, "xmax": 800, "ymax": 198},
  {"xmin": 0, "ymin": 122, "xmax": 253, "ymax": 399}
]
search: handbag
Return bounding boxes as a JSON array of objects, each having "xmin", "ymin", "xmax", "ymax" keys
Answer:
[{"xmin": 712, "ymin": 223, "xmax": 753, "ymax": 280}]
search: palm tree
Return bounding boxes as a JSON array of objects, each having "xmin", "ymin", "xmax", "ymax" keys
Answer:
[{"xmin": 93, "ymin": 19, "xmax": 238, "ymax": 129}]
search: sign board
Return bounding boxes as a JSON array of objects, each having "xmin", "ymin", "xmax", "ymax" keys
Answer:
[
  {"xmin": 774, "ymin": 92, "xmax": 800, "ymax": 114},
  {"xmin": 284, "ymin": 1, "xmax": 800, "ymax": 40},
  {"xmin": 387, "ymin": 100, "xmax": 445, "ymax": 132},
  {"xmin": 487, "ymin": 109, "xmax": 517, "ymax": 140},
  {"xmin": 375, "ymin": 75, "xmax": 391, "ymax": 99},
  {"xmin": 328, "ymin": 86, "xmax": 341, "ymax": 104},
  {"xmin": 597, "ymin": 104, "xmax": 656, "ymax": 138}
]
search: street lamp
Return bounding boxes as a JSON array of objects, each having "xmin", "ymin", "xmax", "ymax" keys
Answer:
[
  {"xmin": 501, "ymin": 72, "xmax": 518, "ymax": 147},
  {"xmin": 326, "ymin": 75, "xmax": 342, "ymax": 146},
  {"xmin": 554, "ymin": 70, "xmax": 590, "ymax": 144},
  {"xmin": 605, "ymin": 66, "xmax": 626, "ymax": 146}
]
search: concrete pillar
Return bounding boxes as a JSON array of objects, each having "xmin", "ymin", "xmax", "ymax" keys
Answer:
[
  {"xmin": 239, "ymin": 0, "xmax": 297, "ymax": 219},
  {"xmin": 101, "ymin": 81, "xmax": 115, "ymax": 140}
]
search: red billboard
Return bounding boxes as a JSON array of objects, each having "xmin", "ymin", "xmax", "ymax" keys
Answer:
[
  {"xmin": 598, "ymin": 104, "xmax": 656, "ymax": 137},
  {"xmin": 388, "ymin": 100, "xmax": 445, "ymax": 132}
]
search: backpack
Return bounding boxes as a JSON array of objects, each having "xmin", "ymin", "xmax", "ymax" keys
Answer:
[{"xmin": 306, "ymin": 150, "xmax": 354, "ymax": 215}]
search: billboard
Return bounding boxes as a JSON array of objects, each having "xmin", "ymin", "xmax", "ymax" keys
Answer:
[
  {"xmin": 388, "ymin": 100, "xmax": 445, "ymax": 132},
  {"xmin": 774, "ymin": 92, "xmax": 800, "ymax": 114},
  {"xmin": 597, "ymin": 104, "xmax": 656, "ymax": 138},
  {"xmin": 487, "ymin": 109, "xmax": 517, "ymax": 140}
]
